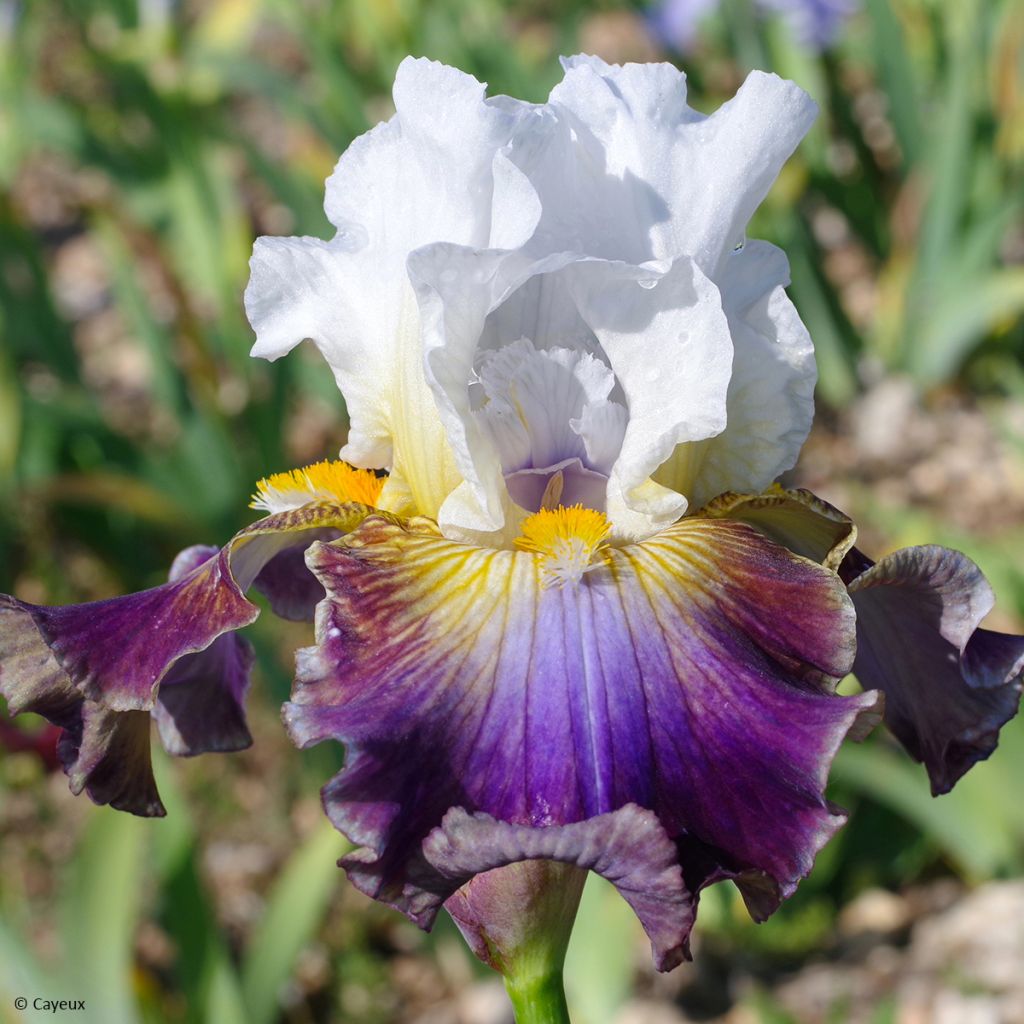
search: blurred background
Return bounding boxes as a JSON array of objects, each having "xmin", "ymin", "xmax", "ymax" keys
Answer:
[{"xmin": 1, "ymin": 1, "xmax": 1023, "ymax": 1022}]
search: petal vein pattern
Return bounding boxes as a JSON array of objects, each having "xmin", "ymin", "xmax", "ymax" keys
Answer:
[{"xmin": 285, "ymin": 515, "xmax": 879, "ymax": 964}]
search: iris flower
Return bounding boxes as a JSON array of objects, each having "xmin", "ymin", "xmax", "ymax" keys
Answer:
[{"xmin": 1, "ymin": 56, "xmax": 1022, "ymax": 1009}]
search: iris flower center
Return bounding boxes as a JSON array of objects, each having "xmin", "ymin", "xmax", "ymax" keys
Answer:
[{"xmin": 515, "ymin": 504, "xmax": 612, "ymax": 587}]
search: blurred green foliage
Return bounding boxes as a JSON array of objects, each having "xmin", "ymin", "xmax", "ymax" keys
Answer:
[{"xmin": 0, "ymin": 1, "xmax": 1023, "ymax": 1022}]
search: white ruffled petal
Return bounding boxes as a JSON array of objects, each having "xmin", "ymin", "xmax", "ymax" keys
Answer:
[
  {"xmin": 473, "ymin": 339, "xmax": 627, "ymax": 514},
  {"xmin": 437, "ymin": 480, "xmax": 526, "ymax": 549},
  {"xmin": 245, "ymin": 235, "xmax": 393, "ymax": 467},
  {"xmin": 572, "ymin": 400, "xmax": 628, "ymax": 472},
  {"xmin": 478, "ymin": 267, "xmax": 601, "ymax": 353},
  {"xmin": 412, "ymin": 245, "xmax": 734, "ymax": 539},
  {"xmin": 654, "ymin": 242, "xmax": 816, "ymax": 507},
  {"xmin": 477, "ymin": 340, "xmax": 616, "ymax": 471},
  {"xmin": 410, "ymin": 243, "xmax": 583, "ymax": 534},
  {"xmin": 547, "ymin": 57, "xmax": 817, "ymax": 274},
  {"xmin": 249, "ymin": 57, "xmax": 820, "ymax": 543},
  {"xmin": 568, "ymin": 256, "xmax": 734, "ymax": 517},
  {"xmin": 324, "ymin": 59, "xmax": 540, "ymax": 254},
  {"xmin": 245, "ymin": 57, "xmax": 541, "ymax": 519}
]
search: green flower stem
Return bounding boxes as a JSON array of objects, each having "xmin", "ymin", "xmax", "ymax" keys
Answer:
[
  {"xmin": 448, "ymin": 861, "xmax": 585, "ymax": 1024},
  {"xmin": 505, "ymin": 970, "xmax": 572, "ymax": 1024}
]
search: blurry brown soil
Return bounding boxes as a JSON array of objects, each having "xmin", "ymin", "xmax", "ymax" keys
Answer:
[
  {"xmin": 374, "ymin": 880, "xmax": 1024, "ymax": 1024},
  {"xmin": 601, "ymin": 880, "xmax": 1024, "ymax": 1024},
  {"xmin": 795, "ymin": 376, "xmax": 1024, "ymax": 543}
]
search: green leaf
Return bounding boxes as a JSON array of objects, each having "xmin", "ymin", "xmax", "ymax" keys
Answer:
[
  {"xmin": 910, "ymin": 269, "xmax": 1024, "ymax": 386},
  {"xmin": 832, "ymin": 738, "xmax": 1019, "ymax": 879},
  {"xmin": 787, "ymin": 226, "xmax": 860, "ymax": 407},
  {"xmin": 863, "ymin": 0, "xmax": 923, "ymax": 168},
  {"xmin": 0, "ymin": 918, "xmax": 60, "ymax": 1008},
  {"xmin": 62, "ymin": 808, "xmax": 148, "ymax": 1024},
  {"xmin": 0, "ymin": 331, "xmax": 21, "ymax": 486},
  {"xmin": 240, "ymin": 819, "xmax": 349, "ymax": 1024},
  {"xmin": 564, "ymin": 874, "xmax": 639, "ymax": 1024},
  {"xmin": 162, "ymin": 848, "xmax": 249, "ymax": 1024},
  {"xmin": 903, "ymin": 1, "xmax": 980, "ymax": 373}
]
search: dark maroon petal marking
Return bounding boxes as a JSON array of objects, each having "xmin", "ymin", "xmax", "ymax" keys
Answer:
[
  {"xmin": 699, "ymin": 488, "xmax": 856, "ymax": 570},
  {"xmin": 845, "ymin": 545, "xmax": 1023, "ymax": 794}
]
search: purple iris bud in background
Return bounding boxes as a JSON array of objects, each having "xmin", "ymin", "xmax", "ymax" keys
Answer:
[
  {"xmin": 650, "ymin": 0, "xmax": 858, "ymax": 53},
  {"xmin": 758, "ymin": 0, "xmax": 858, "ymax": 49},
  {"xmin": 648, "ymin": 0, "xmax": 719, "ymax": 53}
]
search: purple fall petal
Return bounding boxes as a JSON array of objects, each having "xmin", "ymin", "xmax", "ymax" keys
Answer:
[
  {"xmin": 28, "ymin": 546, "xmax": 257, "ymax": 713},
  {"xmin": 58, "ymin": 705, "xmax": 164, "ymax": 817},
  {"xmin": 16, "ymin": 503, "xmax": 372, "ymax": 716},
  {"xmin": 285, "ymin": 514, "xmax": 879, "ymax": 965},
  {"xmin": 1, "ymin": 596, "xmax": 164, "ymax": 816},
  {"xmin": 963, "ymin": 629, "xmax": 1024, "ymax": 689},
  {"xmin": 427, "ymin": 806, "xmax": 693, "ymax": 970},
  {"xmin": 251, "ymin": 528, "xmax": 342, "ymax": 621},
  {"xmin": 154, "ymin": 638, "xmax": 255, "ymax": 757},
  {"xmin": 153, "ymin": 545, "xmax": 255, "ymax": 757},
  {"xmin": 844, "ymin": 545, "xmax": 1023, "ymax": 795},
  {"xmin": 0, "ymin": 595, "xmax": 82, "ymax": 725},
  {"xmin": 1, "ymin": 501, "xmax": 379, "ymax": 814}
]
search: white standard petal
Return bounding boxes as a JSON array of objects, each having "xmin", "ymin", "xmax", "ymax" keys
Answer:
[
  {"xmin": 653, "ymin": 241, "xmax": 816, "ymax": 508},
  {"xmin": 411, "ymin": 243, "xmax": 734, "ymax": 542},
  {"xmin": 246, "ymin": 235, "xmax": 393, "ymax": 468},
  {"xmin": 409, "ymin": 241, "xmax": 585, "ymax": 539},
  {"xmin": 477, "ymin": 339, "xmax": 617, "ymax": 471},
  {"xmin": 568, "ymin": 256, "xmax": 734, "ymax": 526},
  {"xmin": 572, "ymin": 400, "xmax": 629, "ymax": 471},
  {"xmin": 546, "ymin": 56, "xmax": 817, "ymax": 275},
  {"xmin": 244, "ymin": 57, "xmax": 542, "ymax": 520}
]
